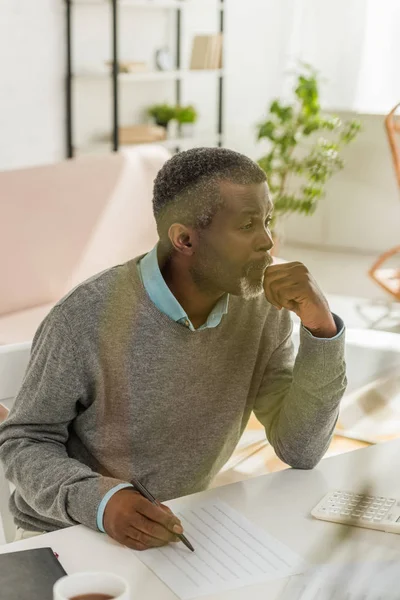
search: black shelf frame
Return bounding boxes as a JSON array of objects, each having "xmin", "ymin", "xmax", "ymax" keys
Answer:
[
  {"xmin": 218, "ymin": 0, "xmax": 224, "ymax": 147},
  {"xmin": 66, "ymin": 0, "xmax": 73, "ymax": 158},
  {"xmin": 65, "ymin": 0, "xmax": 224, "ymax": 158}
]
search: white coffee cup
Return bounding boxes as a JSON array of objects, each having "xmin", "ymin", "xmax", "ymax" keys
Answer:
[{"xmin": 53, "ymin": 571, "xmax": 130, "ymax": 599}]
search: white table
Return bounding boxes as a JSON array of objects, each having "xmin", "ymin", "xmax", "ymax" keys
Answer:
[{"xmin": 2, "ymin": 440, "xmax": 400, "ymax": 599}]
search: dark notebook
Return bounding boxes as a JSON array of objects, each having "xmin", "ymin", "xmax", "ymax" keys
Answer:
[{"xmin": 0, "ymin": 547, "xmax": 67, "ymax": 600}]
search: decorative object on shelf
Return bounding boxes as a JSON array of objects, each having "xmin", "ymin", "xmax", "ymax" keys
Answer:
[
  {"xmin": 147, "ymin": 103, "xmax": 176, "ymax": 129},
  {"xmin": 155, "ymin": 47, "xmax": 174, "ymax": 71},
  {"xmin": 257, "ymin": 64, "xmax": 361, "ymax": 239},
  {"xmin": 175, "ymin": 104, "xmax": 198, "ymax": 138},
  {"xmin": 190, "ymin": 34, "xmax": 223, "ymax": 70},
  {"xmin": 119, "ymin": 124, "xmax": 167, "ymax": 145},
  {"xmin": 105, "ymin": 60, "xmax": 148, "ymax": 74}
]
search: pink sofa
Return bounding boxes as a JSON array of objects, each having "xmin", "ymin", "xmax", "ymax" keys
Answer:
[{"xmin": 0, "ymin": 146, "xmax": 170, "ymax": 345}]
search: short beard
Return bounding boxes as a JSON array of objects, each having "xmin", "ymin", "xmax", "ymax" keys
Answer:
[{"xmin": 239, "ymin": 276, "xmax": 265, "ymax": 300}]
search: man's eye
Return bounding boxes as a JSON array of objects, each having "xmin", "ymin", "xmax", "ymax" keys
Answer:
[
  {"xmin": 241, "ymin": 222, "xmax": 253, "ymax": 230},
  {"xmin": 265, "ymin": 218, "xmax": 272, "ymax": 228}
]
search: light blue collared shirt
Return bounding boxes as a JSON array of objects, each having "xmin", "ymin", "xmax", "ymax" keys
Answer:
[
  {"xmin": 96, "ymin": 247, "xmax": 344, "ymax": 532},
  {"xmin": 138, "ymin": 245, "xmax": 229, "ymax": 331}
]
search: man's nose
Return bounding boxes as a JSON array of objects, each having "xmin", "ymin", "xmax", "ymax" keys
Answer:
[{"xmin": 255, "ymin": 227, "xmax": 274, "ymax": 253}]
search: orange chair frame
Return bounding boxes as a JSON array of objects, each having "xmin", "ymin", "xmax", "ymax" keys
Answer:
[{"xmin": 369, "ymin": 104, "xmax": 400, "ymax": 302}]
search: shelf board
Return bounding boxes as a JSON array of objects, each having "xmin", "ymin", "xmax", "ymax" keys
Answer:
[
  {"xmin": 73, "ymin": 1, "xmax": 225, "ymax": 8},
  {"xmin": 159, "ymin": 134, "xmax": 222, "ymax": 149},
  {"xmin": 75, "ymin": 69, "xmax": 224, "ymax": 82},
  {"xmin": 74, "ymin": 1, "xmax": 184, "ymax": 6},
  {"xmin": 78, "ymin": 134, "xmax": 222, "ymax": 155}
]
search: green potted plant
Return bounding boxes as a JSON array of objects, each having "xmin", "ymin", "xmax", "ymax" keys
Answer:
[
  {"xmin": 175, "ymin": 105, "xmax": 198, "ymax": 138},
  {"xmin": 147, "ymin": 103, "xmax": 176, "ymax": 129},
  {"xmin": 257, "ymin": 65, "xmax": 361, "ymax": 244}
]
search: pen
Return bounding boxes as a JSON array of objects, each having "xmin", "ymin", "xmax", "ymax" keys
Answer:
[{"xmin": 131, "ymin": 477, "xmax": 195, "ymax": 552}]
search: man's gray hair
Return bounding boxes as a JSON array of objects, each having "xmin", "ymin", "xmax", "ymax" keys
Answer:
[{"xmin": 153, "ymin": 147, "xmax": 266, "ymax": 238}]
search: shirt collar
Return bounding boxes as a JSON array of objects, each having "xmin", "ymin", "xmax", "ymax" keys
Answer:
[{"xmin": 139, "ymin": 245, "xmax": 229, "ymax": 330}]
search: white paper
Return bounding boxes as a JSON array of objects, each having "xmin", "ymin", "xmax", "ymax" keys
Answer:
[
  {"xmin": 281, "ymin": 560, "xmax": 400, "ymax": 600},
  {"xmin": 136, "ymin": 500, "xmax": 305, "ymax": 599}
]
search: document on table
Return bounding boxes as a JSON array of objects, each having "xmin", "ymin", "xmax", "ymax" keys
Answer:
[
  {"xmin": 136, "ymin": 499, "xmax": 305, "ymax": 599},
  {"xmin": 281, "ymin": 560, "xmax": 400, "ymax": 600}
]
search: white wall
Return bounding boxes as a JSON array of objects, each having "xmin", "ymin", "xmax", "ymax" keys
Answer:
[
  {"xmin": 0, "ymin": 0, "xmax": 399, "ymax": 253},
  {"xmin": 224, "ymin": 0, "xmax": 291, "ymax": 158},
  {"xmin": 225, "ymin": 0, "xmax": 400, "ymax": 254},
  {"xmin": 283, "ymin": 113, "xmax": 400, "ymax": 254},
  {"xmin": 0, "ymin": 0, "xmax": 64, "ymax": 171}
]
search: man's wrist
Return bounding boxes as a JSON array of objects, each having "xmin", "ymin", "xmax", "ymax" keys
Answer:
[
  {"xmin": 302, "ymin": 313, "xmax": 338, "ymax": 338},
  {"xmin": 97, "ymin": 483, "xmax": 133, "ymax": 533}
]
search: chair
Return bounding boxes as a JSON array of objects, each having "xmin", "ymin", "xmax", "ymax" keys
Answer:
[
  {"xmin": 0, "ymin": 342, "xmax": 31, "ymax": 543},
  {"xmin": 385, "ymin": 103, "xmax": 400, "ymax": 188},
  {"xmin": 368, "ymin": 104, "xmax": 400, "ymax": 307}
]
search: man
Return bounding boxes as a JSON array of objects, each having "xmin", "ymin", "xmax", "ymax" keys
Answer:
[{"xmin": 0, "ymin": 148, "xmax": 346, "ymax": 549}]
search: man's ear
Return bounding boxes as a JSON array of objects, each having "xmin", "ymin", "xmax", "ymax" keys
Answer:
[{"xmin": 168, "ymin": 223, "xmax": 197, "ymax": 255}]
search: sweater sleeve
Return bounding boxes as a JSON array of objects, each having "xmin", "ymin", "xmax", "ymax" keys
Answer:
[
  {"xmin": 253, "ymin": 310, "xmax": 347, "ymax": 469},
  {"xmin": 0, "ymin": 308, "xmax": 129, "ymax": 531}
]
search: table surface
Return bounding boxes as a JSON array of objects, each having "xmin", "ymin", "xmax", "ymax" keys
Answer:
[{"xmin": 2, "ymin": 439, "xmax": 400, "ymax": 600}]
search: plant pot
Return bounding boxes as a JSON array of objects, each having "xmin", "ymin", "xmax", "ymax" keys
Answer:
[
  {"xmin": 168, "ymin": 119, "xmax": 179, "ymax": 140},
  {"xmin": 180, "ymin": 123, "xmax": 195, "ymax": 138},
  {"xmin": 155, "ymin": 119, "xmax": 169, "ymax": 130}
]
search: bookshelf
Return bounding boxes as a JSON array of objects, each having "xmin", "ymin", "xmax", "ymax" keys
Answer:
[
  {"xmin": 73, "ymin": 0, "xmax": 186, "ymax": 6},
  {"xmin": 65, "ymin": 0, "xmax": 225, "ymax": 158},
  {"xmin": 78, "ymin": 134, "xmax": 223, "ymax": 155},
  {"xmin": 72, "ymin": 0, "xmax": 225, "ymax": 9},
  {"xmin": 75, "ymin": 69, "xmax": 224, "ymax": 82}
]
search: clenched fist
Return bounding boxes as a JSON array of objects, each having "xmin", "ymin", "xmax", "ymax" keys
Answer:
[
  {"xmin": 264, "ymin": 261, "xmax": 337, "ymax": 338},
  {"xmin": 103, "ymin": 488, "xmax": 184, "ymax": 551}
]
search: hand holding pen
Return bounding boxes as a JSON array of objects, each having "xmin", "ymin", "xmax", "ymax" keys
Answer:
[
  {"xmin": 103, "ymin": 483, "xmax": 194, "ymax": 552},
  {"xmin": 131, "ymin": 477, "xmax": 194, "ymax": 552}
]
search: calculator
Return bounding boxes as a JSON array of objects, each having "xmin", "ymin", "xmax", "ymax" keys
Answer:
[{"xmin": 311, "ymin": 490, "xmax": 400, "ymax": 534}]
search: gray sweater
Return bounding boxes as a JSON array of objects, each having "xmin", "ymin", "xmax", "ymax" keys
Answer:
[{"xmin": 0, "ymin": 258, "xmax": 346, "ymax": 533}]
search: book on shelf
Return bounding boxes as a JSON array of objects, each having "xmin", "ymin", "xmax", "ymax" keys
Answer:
[
  {"xmin": 214, "ymin": 33, "xmax": 223, "ymax": 69},
  {"xmin": 190, "ymin": 34, "xmax": 223, "ymax": 70},
  {"xmin": 105, "ymin": 60, "xmax": 148, "ymax": 74},
  {"xmin": 190, "ymin": 36, "xmax": 210, "ymax": 69}
]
